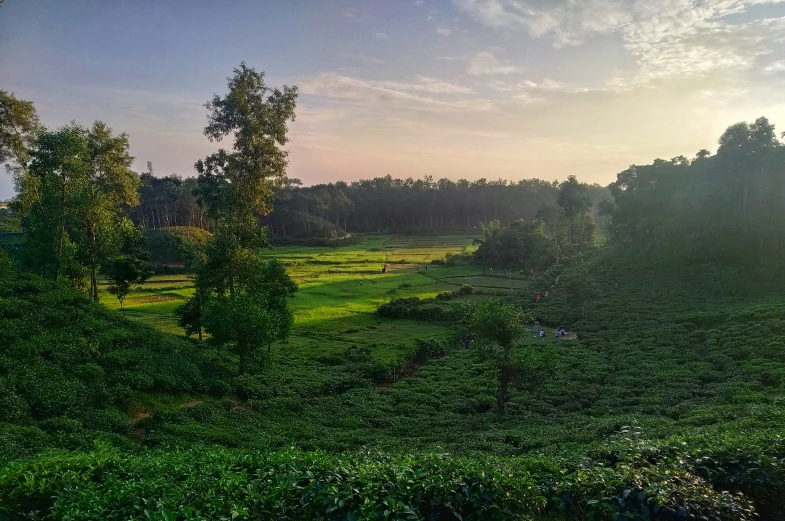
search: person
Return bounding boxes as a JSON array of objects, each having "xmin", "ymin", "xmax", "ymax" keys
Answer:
[
  {"xmin": 555, "ymin": 328, "xmax": 566, "ymax": 338},
  {"xmin": 425, "ymin": 265, "xmax": 428, "ymax": 271},
  {"xmin": 464, "ymin": 336, "xmax": 471, "ymax": 350},
  {"xmin": 360, "ymin": 280, "xmax": 363, "ymax": 286},
  {"xmin": 489, "ymin": 267, "xmax": 493, "ymax": 274},
  {"xmin": 539, "ymin": 330, "xmax": 545, "ymax": 338},
  {"xmin": 416, "ymin": 267, "xmax": 420, "ymax": 273},
  {"xmin": 533, "ymin": 320, "xmax": 540, "ymax": 333},
  {"xmin": 536, "ymin": 292, "xmax": 542, "ymax": 303}
]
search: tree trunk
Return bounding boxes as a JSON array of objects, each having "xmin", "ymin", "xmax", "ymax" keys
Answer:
[
  {"xmin": 55, "ymin": 182, "xmax": 66, "ymax": 280},
  {"xmin": 743, "ymin": 175, "xmax": 748, "ymax": 219},
  {"xmin": 91, "ymin": 267, "xmax": 98, "ymax": 302},
  {"xmin": 197, "ymin": 291, "xmax": 203, "ymax": 341},
  {"xmin": 90, "ymin": 226, "xmax": 99, "ymax": 302}
]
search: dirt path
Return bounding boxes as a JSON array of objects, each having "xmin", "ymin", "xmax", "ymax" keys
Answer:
[{"xmin": 129, "ymin": 398, "xmax": 203, "ymax": 442}]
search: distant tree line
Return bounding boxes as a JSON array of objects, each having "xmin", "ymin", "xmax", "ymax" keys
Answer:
[{"xmin": 124, "ymin": 173, "xmax": 610, "ymax": 238}]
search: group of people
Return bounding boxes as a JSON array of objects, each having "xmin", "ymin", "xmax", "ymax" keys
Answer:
[{"xmin": 533, "ymin": 320, "xmax": 567, "ymax": 338}]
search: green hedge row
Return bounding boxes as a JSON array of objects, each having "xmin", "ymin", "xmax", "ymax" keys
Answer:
[{"xmin": 4, "ymin": 430, "xmax": 778, "ymax": 521}]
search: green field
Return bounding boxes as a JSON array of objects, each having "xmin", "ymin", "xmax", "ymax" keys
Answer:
[{"xmin": 100, "ymin": 234, "xmax": 491, "ymax": 360}]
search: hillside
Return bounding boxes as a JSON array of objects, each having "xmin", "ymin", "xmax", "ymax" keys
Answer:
[
  {"xmin": 2, "ymin": 238, "xmax": 785, "ymax": 518},
  {"xmin": 144, "ymin": 226, "xmax": 212, "ymax": 266},
  {"xmin": 0, "ymin": 252, "xmax": 228, "ymax": 463}
]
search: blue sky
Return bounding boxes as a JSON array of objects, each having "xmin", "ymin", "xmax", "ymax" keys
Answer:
[{"xmin": 3, "ymin": 0, "xmax": 785, "ymax": 199}]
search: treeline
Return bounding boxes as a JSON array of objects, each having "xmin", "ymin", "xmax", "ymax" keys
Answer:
[
  {"xmin": 263, "ymin": 177, "xmax": 610, "ymax": 236},
  {"xmin": 469, "ymin": 116, "xmax": 785, "ymax": 271},
  {"xmin": 125, "ymin": 173, "xmax": 609, "ymax": 238},
  {"xmin": 603, "ymin": 116, "xmax": 785, "ymax": 262}
]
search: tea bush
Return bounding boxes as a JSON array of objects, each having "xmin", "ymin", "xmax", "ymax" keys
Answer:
[
  {"xmin": 0, "ymin": 435, "xmax": 764, "ymax": 521},
  {"xmin": 0, "ymin": 265, "xmax": 226, "ymax": 463}
]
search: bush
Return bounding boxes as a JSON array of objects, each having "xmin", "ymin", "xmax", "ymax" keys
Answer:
[{"xmin": 0, "ymin": 439, "xmax": 762, "ymax": 520}]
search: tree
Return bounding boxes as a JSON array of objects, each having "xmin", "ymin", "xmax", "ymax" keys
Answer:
[
  {"xmin": 19, "ymin": 122, "xmax": 140, "ymax": 296},
  {"xmin": 180, "ymin": 63, "xmax": 300, "ymax": 374},
  {"xmin": 195, "ymin": 61, "xmax": 298, "ymax": 228},
  {"xmin": 557, "ymin": 175, "xmax": 593, "ymax": 248},
  {"xmin": 0, "ymin": 90, "xmax": 43, "ymax": 186},
  {"xmin": 175, "ymin": 242, "xmax": 209, "ymax": 340},
  {"xmin": 99, "ymin": 220, "xmax": 150, "ymax": 317},
  {"xmin": 23, "ymin": 124, "xmax": 92, "ymax": 281},
  {"xmin": 201, "ymin": 256, "xmax": 297, "ymax": 374},
  {"xmin": 81, "ymin": 121, "xmax": 139, "ymax": 301},
  {"xmin": 101, "ymin": 255, "xmax": 152, "ymax": 317},
  {"xmin": 465, "ymin": 299, "xmax": 529, "ymax": 412}
]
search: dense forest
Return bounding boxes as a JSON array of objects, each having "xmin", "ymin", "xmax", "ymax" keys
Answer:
[{"xmin": 124, "ymin": 169, "xmax": 610, "ymax": 237}]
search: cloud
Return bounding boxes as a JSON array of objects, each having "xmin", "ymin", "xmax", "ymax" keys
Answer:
[
  {"xmin": 466, "ymin": 52, "xmax": 523, "ymax": 75},
  {"xmin": 343, "ymin": 8, "xmax": 361, "ymax": 22},
  {"xmin": 299, "ymin": 73, "xmax": 488, "ymax": 114},
  {"xmin": 374, "ymin": 31, "xmax": 390, "ymax": 39},
  {"xmin": 764, "ymin": 59, "xmax": 785, "ymax": 72},
  {"xmin": 340, "ymin": 53, "xmax": 385, "ymax": 65},
  {"xmin": 454, "ymin": 0, "xmax": 785, "ymax": 85},
  {"xmin": 415, "ymin": 0, "xmax": 425, "ymax": 5},
  {"xmin": 301, "ymin": 73, "xmax": 476, "ymax": 97},
  {"xmin": 436, "ymin": 26, "xmax": 454, "ymax": 35}
]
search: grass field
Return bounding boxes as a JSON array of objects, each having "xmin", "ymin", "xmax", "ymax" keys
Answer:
[{"xmin": 99, "ymin": 234, "xmax": 496, "ymax": 361}]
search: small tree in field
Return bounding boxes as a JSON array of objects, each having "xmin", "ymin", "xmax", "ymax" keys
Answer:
[
  {"xmin": 101, "ymin": 256, "xmax": 152, "ymax": 317},
  {"xmin": 465, "ymin": 299, "xmax": 551, "ymax": 412}
]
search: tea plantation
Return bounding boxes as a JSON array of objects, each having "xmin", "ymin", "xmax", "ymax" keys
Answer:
[{"xmin": 2, "ymin": 234, "xmax": 785, "ymax": 520}]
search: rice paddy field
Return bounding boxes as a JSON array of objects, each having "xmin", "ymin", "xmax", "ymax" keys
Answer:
[{"xmin": 99, "ymin": 234, "xmax": 531, "ymax": 362}]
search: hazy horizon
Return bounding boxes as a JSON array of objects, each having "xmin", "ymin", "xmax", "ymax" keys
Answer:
[{"xmin": 3, "ymin": 0, "xmax": 785, "ymax": 200}]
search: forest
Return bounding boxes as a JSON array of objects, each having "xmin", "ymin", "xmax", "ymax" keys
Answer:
[{"xmin": 2, "ymin": 62, "xmax": 785, "ymax": 521}]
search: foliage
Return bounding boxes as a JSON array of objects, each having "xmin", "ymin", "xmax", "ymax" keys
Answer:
[
  {"xmin": 0, "ymin": 264, "xmax": 225, "ymax": 463},
  {"xmin": 0, "ymin": 90, "xmax": 43, "ymax": 191},
  {"xmin": 473, "ymin": 176, "xmax": 597, "ymax": 271},
  {"xmin": 15, "ymin": 121, "xmax": 140, "ymax": 300},
  {"xmin": 376, "ymin": 296, "xmax": 463, "ymax": 322},
  {"xmin": 194, "ymin": 61, "xmax": 298, "ymax": 225},
  {"xmin": 604, "ymin": 117, "xmax": 785, "ymax": 262},
  {"xmin": 100, "ymin": 255, "xmax": 152, "ymax": 317},
  {"xmin": 144, "ymin": 226, "xmax": 212, "ymax": 265},
  {"xmin": 0, "ymin": 437, "xmax": 765, "ymax": 520}
]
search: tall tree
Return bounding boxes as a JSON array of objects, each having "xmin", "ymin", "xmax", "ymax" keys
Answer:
[
  {"xmin": 195, "ymin": 61, "xmax": 298, "ymax": 230},
  {"xmin": 80, "ymin": 121, "xmax": 139, "ymax": 301},
  {"xmin": 179, "ymin": 63, "xmax": 300, "ymax": 374},
  {"xmin": 18, "ymin": 122, "xmax": 141, "ymax": 296},
  {"xmin": 1, "ymin": 91, "xmax": 44, "ymax": 200},
  {"xmin": 23, "ymin": 124, "xmax": 92, "ymax": 281},
  {"xmin": 557, "ymin": 175, "xmax": 593, "ymax": 247}
]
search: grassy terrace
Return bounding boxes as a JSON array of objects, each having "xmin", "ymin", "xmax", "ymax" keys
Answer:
[{"xmin": 98, "ymin": 234, "xmax": 507, "ymax": 361}]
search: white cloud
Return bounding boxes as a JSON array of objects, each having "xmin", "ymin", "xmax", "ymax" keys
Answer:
[
  {"xmin": 374, "ymin": 31, "xmax": 390, "ymax": 40},
  {"xmin": 437, "ymin": 25, "xmax": 454, "ymax": 35},
  {"xmin": 764, "ymin": 59, "xmax": 785, "ymax": 72},
  {"xmin": 454, "ymin": 0, "xmax": 785, "ymax": 85},
  {"xmin": 467, "ymin": 52, "xmax": 523, "ymax": 75},
  {"xmin": 299, "ymin": 74, "xmax": 486, "ymax": 113},
  {"xmin": 414, "ymin": 0, "xmax": 425, "ymax": 5}
]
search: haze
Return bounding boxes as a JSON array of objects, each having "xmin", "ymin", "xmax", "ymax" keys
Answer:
[{"xmin": 3, "ymin": 0, "xmax": 785, "ymax": 199}]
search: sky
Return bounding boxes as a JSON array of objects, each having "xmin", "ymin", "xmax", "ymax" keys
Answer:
[{"xmin": 3, "ymin": 0, "xmax": 785, "ymax": 199}]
